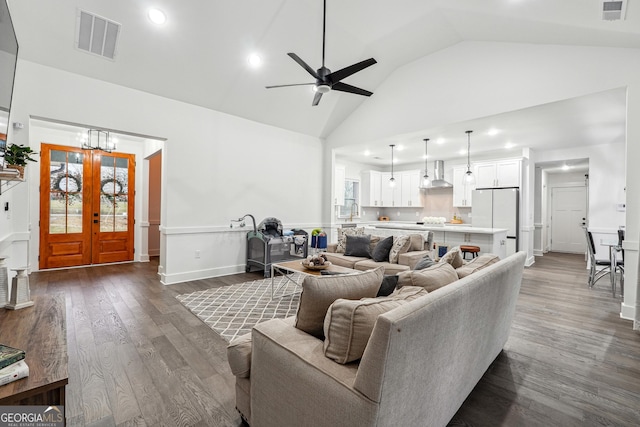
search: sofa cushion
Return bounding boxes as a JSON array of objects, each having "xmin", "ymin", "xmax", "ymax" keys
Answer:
[
  {"xmin": 371, "ymin": 235, "xmax": 394, "ymax": 262},
  {"xmin": 456, "ymin": 254, "xmax": 500, "ymax": 278},
  {"xmin": 322, "ymin": 252, "xmax": 365, "ymax": 269},
  {"xmin": 354, "ymin": 259, "xmax": 410, "ymax": 275},
  {"xmin": 344, "ymin": 235, "xmax": 372, "ymax": 258},
  {"xmin": 336, "ymin": 227, "xmax": 365, "ymax": 253},
  {"xmin": 414, "ymin": 254, "xmax": 436, "ymax": 270},
  {"xmin": 295, "ymin": 267, "xmax": 383, "ymax": 339},
  {"xmin": 438, "ymin": 246, "xmax": 464, "ymax": 269},
  {"xmin": 389, "ymin": 235, "xmax": 411, "ymax": 264},
  {"xmin": 227, "ymin": 332, "xmax": 253, "ymax": 378},
  {"xmin": 396, "ymin": 262, "xmax": 458, "ymax": 292},
  {"xmin": 323, "ymin": 286, "xmax": 428, "ymax": 364},
  {"xmin": 377, "ymin": 275, "xmax": 399, "ymax": 297},
  {"xmin": 408, "ymin": 234, "xmax": 425, "ymax": 251}
]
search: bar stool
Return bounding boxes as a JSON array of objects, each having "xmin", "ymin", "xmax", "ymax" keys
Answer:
[{"xmin": 460, "ymin": 245, "xmax": 480, "ymax": 260}]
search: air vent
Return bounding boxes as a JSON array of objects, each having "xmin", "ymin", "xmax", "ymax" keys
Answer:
[
  {"xmin": 76, "ymin": 9, "xmax": 121, "ymax": 60},
  {"xmin": 602, "ymin": 0, "xmax": 627, "ymax": 21}
]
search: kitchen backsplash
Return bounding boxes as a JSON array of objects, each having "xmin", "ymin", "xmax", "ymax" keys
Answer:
[{"xmin": 337, "ymin": 188, "xmax": 473, "ymax": 224}]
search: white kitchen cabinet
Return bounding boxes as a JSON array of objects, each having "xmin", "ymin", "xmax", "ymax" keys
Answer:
[
  {"xmin": 475, "ymin": 159, "xmax": 521, "ymax": 188},
  {"xmin": 452, "ymin": 166, "xmax": 474, "ymax": 207},
  {"xmin": 380, "ymin": 172, "xmax": 401, "ymax": 207},
  {"xmin": 400, "ymin": 171, "xmax": 423, "ymax": 207},
  {"xmin": 361, "ymin": 170, "xmax": 382, "ymax": 207},
  {"xmin": 334, "ymin": 165, "xmax": 345, "ymax": 205}
]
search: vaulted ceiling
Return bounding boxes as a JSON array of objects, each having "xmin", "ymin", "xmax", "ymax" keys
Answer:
[{"xmin": 7, "ymin": 0, "xmax": 640, "ymax": 144}]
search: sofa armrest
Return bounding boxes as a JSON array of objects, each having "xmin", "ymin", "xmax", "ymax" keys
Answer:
[
  {"xmin": 251, "ymin": 318, "xmax": 378, "ymax": 426},
  {"xmin": 398, "ymin": 250, "xmax": 430, "ymax": 269},
  {"xmin": 327, "ymin": 243, "xmax": 338, "ymax": 253}
]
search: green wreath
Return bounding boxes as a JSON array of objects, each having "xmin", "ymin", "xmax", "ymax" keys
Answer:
[{"xmin": 52, "ymin": 173, "xmax": 82, "ymax": 193}]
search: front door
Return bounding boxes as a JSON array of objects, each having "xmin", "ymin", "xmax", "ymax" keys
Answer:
[{"xmin": 39, "ymin": 144, "xmax": 135, "ymax": 269}]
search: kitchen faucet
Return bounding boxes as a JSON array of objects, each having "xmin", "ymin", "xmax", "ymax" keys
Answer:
[{"xmin": 349, "ymin": 202, "xmax": 359, "ymax": 222}]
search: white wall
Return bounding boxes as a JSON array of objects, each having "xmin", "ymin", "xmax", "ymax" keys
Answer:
[
  {"xmin": 6, "ymin": 60, "xmax": 324, "ymax": 284},
  {"xmin": 325, "ymin": 41, "xmax": 640, "ymax": 322}
]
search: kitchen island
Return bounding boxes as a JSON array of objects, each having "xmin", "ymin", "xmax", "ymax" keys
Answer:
[{"xmin": 340, "ymin": 222, "xmax": 509, "ymax": 259}]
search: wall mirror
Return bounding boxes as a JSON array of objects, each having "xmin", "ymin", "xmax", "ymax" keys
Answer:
[
  {"xmin": 0, "ymin": 0, "xmax": 18, "ymax": 149},
  {"xmin": 338, "ymin": 178, "xmax": 360, "ymax": 219}
]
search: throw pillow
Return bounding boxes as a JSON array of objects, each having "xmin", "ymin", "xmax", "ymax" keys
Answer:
[
  {"xmin": 397, "ymin": 262, "xmax": 458, "ymax": 292},
  {"xmin": 456, "ymin": 254, "xmax": 500, "ymax": 278},
  {"xmin": 344, "ymin": 234, "xmax": 372, "ymax": 258},
  {"xmin": 323, "ymin": 286, "xmax": 428, "ymax": 364},
  {"xmin": 414, "ymin": 254, "xmax": 436, "ymax": 270},
  {"xmin": 295, "ymin": 266, "xmax": 383, "ymax": 339},
  {"xmin": 371, "ymin": 236, "xmax": 394, "ymax": 262},
  {"xmin": 335, "ymin": 227, "xmax": 365, "ymax": 253},
  {"xmin": 369, "ymin": 235, "xmax": 381, "ymax": 254},
  {"xmin": 389, "ymin": 235, "xmax": 411, "ymax": 264},
  {"xmin": 377, "ymin": 275, "xmax": 399, "ymax": 297},
  {"xmin": 408, "ymin": 234, "xmax": 425, "ymax": 251},
  {"xmin": 438, "ymin": 246, "xmax": 464, "ymax": 269}
]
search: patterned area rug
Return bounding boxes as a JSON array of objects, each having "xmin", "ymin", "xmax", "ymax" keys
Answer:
[{"xmin": 176, "ymin": 274, "xmax": 302, "ymax": 342}]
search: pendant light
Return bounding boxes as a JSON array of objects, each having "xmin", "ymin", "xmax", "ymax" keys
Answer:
[
  {"xmin": 463, "ymin": 130, "xmax": 475, "ymax": 185},
  {"xmin": 421, "ymin": 138, "xmax": 430, "ymax": 188},
  {"xmin": 389, "ymin": 144, "xmax": 396, "ymax": 187},
  {"xmin": 83, "ymin": 129, "xmax": 116, "ymax": 152}
]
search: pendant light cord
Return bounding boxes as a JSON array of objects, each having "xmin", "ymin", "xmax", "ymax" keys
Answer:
[
  {"xmin": 390, "ymin": 144, "xmax": 394, "ymax": 178},
  {"xmin": 423, "ymin": 138, "xmax": 429, "ymax": 174}
]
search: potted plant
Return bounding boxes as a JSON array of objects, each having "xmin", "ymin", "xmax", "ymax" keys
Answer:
[{"xmin": 2, "ymin": 144, "xmax": 37, "ymax": 178}]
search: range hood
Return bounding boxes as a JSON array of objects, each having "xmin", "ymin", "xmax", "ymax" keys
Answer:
[{"xmin": 427, "ymin": 160, "xmax": 452, "ymax": 189}]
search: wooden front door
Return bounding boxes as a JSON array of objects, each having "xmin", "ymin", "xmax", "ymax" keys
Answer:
[{"xmin": 39, "ymin": 144, "xmax": 135, "ymax": 269}]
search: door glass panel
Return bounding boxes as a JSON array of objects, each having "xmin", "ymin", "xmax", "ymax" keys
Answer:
[
  {"xmin": 100, "ymin": 155, "xmax": 129, "ymax": 232},
  {"xmin": 49, "ymin": 150, "xmax": 83, "ymax": 234}
]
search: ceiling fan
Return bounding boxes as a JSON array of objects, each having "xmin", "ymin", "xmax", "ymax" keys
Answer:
[{"xmin": 266, "ymin": 0, "xmax": 377, "ymax": 106}]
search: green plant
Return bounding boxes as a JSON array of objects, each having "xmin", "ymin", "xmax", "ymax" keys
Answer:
[{"xmin": 2, "ymin": 144, "xmax": 38, "ymax": 166}]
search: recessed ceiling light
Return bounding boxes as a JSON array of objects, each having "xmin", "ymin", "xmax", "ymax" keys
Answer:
[
  {"xmin": 562, "ymin": 164, "xmax": 570, "ymax": 171},
  {"xmin": 436, "ymin": 138, "xmax": 445, "ymax": 144},
  {"xmin": 248, "ymin": 53, "xmax": 262, "ymax": 68},
  {"xmin": 396, "ymin": 145, "xmax": 404, "ymax": 151},
  {"xmin": 393, "ymin": 158, "xmax": 398, "ymax": 164},
  {"xmin": 364, "ymin": 150, "xmax": 371, "ymax": 156},
  {"xmin": 487, "ymin": 128, "xmax": 500, "ymax": 136},
  {"xmin": 459, "ymin": 149, "xmax": 466, "ymax": 156},
  {"xmin": 148, "ymin": 8, "xmax": 166, "ymax": 25},
  {"xmin": 422, "ymin": 154, "xmax": 429, "ymax": 160},
  {"xmin": 505, "ymin": 142, "xmax": 515, "ymax": 149}
]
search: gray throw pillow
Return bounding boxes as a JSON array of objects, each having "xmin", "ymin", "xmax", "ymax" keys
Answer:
[
  {"xmin": 414, "ymin": 254, "xmax": 436, "ymax": 270},
  {"xmin": 371, "ymin": 236, "xmax": 394, "ymax": 262},
  {"xmin": 377, "ymin": 275, "xmax": 399, "ymax": 296},
  {"xmin": 344, "ymin": 234, "xmax": 372, "ymax": 258}
]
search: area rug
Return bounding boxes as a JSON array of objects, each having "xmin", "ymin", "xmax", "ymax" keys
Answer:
[{"xmin": 176, "ymin": 274, "xmax": 302, "ymax": 342}]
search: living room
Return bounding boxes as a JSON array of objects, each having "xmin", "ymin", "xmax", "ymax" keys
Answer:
[{"xmin": 0, "ymin": 1, "xmax": 639, "ymax": 425}]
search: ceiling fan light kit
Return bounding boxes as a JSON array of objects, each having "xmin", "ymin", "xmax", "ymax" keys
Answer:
[{"xmin": 266, "ymin": 0, "xmax": 377, "ymax": 106}]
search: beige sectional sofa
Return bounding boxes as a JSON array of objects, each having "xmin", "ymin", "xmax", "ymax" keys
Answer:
[
  {"xmin": 228, "ymin": 251, "xmax": 527, "ymax": 427},
  {"xmin": 323, "ymin": 231, "xmax": 434, "ymax": 275}
]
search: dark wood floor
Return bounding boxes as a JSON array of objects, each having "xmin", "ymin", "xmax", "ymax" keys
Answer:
[{"xmin": 25, "ymin": 253, "xmax": 639, "ymax": 426}]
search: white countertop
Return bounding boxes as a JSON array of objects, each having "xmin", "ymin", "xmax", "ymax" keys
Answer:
[{"xmin": 349, "ymin": 221, "xmax": 507, "ymax": 235}]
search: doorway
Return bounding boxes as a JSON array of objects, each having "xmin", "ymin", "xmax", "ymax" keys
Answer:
[
  {"xmin": 39, "ymin": 143, "xmax": 135, "ymax": 269},
  {"xmin": 550, "ymin": 186, "xmax": 587, "ymax": 253}
]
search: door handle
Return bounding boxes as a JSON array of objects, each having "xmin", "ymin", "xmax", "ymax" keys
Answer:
[{"xmin": 93, "ymin": 219, "xmax": 99, "ymax": 223}]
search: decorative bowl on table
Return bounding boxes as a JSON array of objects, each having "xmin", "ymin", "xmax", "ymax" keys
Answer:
[{"xmin": 301, "ymin": 254, "xmax": 331, "ymax": 270}]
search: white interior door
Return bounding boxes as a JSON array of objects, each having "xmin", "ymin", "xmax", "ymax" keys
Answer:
[{"xmin": 550, "ymin": 186, "xmax": 587, "ymax": 253}]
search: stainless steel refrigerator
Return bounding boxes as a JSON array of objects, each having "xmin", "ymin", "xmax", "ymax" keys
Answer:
[{"xmin": 472, "ymin": 188, "xmax": 519, "ymax": 256}]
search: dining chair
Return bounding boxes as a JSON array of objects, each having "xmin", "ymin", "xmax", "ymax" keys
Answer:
[
  {"xmin": 617, "ymin": 228, "xmax": 625, "ymax": 293},
  {"xmin": 584, "ymin": 228, "xmax": 612, "ymax": 288}
]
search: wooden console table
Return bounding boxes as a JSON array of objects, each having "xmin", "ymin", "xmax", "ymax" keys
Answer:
[{"xmin": 0, "ymin": 293, "xmax": 68, "ymax": 407}]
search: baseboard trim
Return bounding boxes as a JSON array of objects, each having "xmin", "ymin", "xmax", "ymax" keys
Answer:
[
  {"xmin": 160, "ymin": 264, "xmax": 247, "ymax": 285},
  {"xmin": 620, "ymin": 302, "xmax": 635, "ymax": 321},
  {"xmin": 533, "ymin": 250, "xmax": 544, "ymax": 256},
  {"xmin": 525, "ymin": 256, "xmax": 535, "ymax": 267}
]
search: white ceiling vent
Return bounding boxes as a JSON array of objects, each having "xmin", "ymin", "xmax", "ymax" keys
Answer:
[
  {"xmin": 601, "ymin": 0, "xmax": 627, "ymax": 21},
  {"xmin": 75, "ymin": 9, "xmax": 121, "ymax": 60}
]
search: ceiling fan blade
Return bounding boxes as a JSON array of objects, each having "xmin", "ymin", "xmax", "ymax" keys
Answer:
[
  {"xmin": 265, "ymin": 83, "xmax": 315, "ymax": 89},
  {"xmin": 327, "ymin": 58, "xmax": 377, "ymax": 83},
  {"xmin": 312, "ymin": 91, "xmax": 323, "ymax": 106},
  {"xmin": 332, "ymin": 82, "xmax": 373, "ymax": 97},
  {"xmin": 288, "ymin": 53, "xmax": 320, "ymax": 79}
]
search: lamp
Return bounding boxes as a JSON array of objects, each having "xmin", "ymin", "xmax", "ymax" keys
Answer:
[
  {"xmin": 389, "ymin": 144, "xmax": 396, "ymax": 187},
  {"xmin": 463, "ymin": 130, "xmax": 475, "ymax": 185},
  {"xmin": 83, "ymin": 129, "xmax": 116, "ymax": 152},
  {"xmin": 421, "ymin": 138, "xmax": 430, "ymax": 188}
]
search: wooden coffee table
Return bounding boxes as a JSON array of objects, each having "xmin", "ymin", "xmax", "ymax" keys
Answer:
[{"xmin": 270, "ymin": 259, "xmax": 357, "ymax": 299}]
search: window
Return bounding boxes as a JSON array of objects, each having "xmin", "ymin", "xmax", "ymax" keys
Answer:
[{"xmin": 338, "ymin": 179, "xmax": 360, "ymax": 219}]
